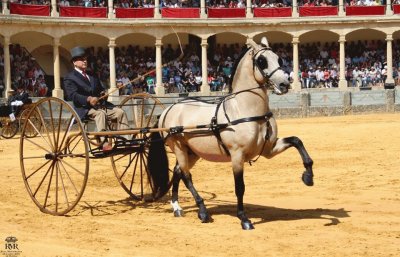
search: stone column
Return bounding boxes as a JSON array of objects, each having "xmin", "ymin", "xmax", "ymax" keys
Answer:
[
  {"xmin": 292, "ymin": 37, "xmax": 301, "ymax": 91},
  {"xmin": 51, "ymin": 0, "xmax": 59, "ymax": 17},
  {"xmin": 2, "ymin": 0, "xmax": 10, "ymax": 15},
  {"xmin": 338, "ymin": 35, "xmax": 347, "ymax": 89},
  {"xmin": 108, "ymin": 38, "xmax": 119, "ymax": 101},
  {"xmin": 108, "ymin": 0, "xmax": 115, "ymax": 18},
  {"xmin": 52, "ymin": 38, "xmax": 63, "ymax": 99},
  {"xmin": 338, "ymin": 0, "xmax": 345, "ymax": 17},
  {"xmin": 246, "ymin": 0, "xmax": 253, "ymax": 18},
  {"xmin": 386, "ymin": 34, "xmax": 395, "ymax": 85},
  {"xmin": 200, "ymin": 38, "xmax": 210, "ymax": 94},
  {"xmin": 200, "ymin": 0, "xmax": 207, "ymax": 18},
  {"xmin": 292, "ymin": 0, "xmax": 299, "ymax": 18},
  {"xmin": 3, "ymin": 36, "xmax": 12, "ymax": 99},
  {"xmin": 155, "ymin": 39, "xmax": 165, "ymax": 96},
  {"xmin": 154, "ymin": 0, "xmax": 161, "ymax": 18},
  {"xmin": 386, "ymin": 0, "xmax": 393, "ymax": 16}
]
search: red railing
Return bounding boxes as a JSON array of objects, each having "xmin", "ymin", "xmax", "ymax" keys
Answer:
[
  {"xmin": 207, "ymin": 7, "xmax": 246, "ymax": 18},
  {"xmin": 115, "ymin": 8, "xmax": 154, "ymax": 18},
  {"xmin": 393, "ymin": 4, "xmax": 400, "ymax": 14},
  {"xmin": 299, "ymin": 6, "xmax": 338, "ymax": 16},
  {"xmin": 253, "ymin": 7, "xmax": 292, "ymax": 18},
  {"xmin": 10, "ymin": 3, "xmax": 50, "ymax": 16},
  {"xmin": 161, "ymin": 8, "xmax": 200, "ymax": 18},
  {"xmin": 59, "ymin": 6, "xmax": 107, "ymax": 18},
  {"xmin": 346, "ymin": 5, "xmax": 385, "ymax": 16}
]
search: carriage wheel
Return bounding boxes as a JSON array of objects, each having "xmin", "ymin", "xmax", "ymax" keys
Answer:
[
  {"xmin": 19, "ymin": 107, "xmax": 42, "ymax": 138},
  {"xmin": 20, "ymin": 97, "xmax": 89, "ymax": 215},
  {"xmin": 111, "ymin": 93, "xmax": 174, "ymax": 201},
  {"xmin": 0, "ymin": 118, "xmax": 18, "ymax": 139}
]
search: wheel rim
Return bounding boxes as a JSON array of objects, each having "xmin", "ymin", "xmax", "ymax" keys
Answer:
[
  {"xmin": 20, "ymin": 97, "xmax": 89, "ymax": 215},
  {"xmin": 111, "ymin": 93, "xmax": 172, "ymax": 200},
  {"xmin": 1, "ymin": 119, "xmax": 18, "ymax": 139}
]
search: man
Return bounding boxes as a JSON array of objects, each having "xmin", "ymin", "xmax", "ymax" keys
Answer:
[
  {"xmin": 63, "ymin": 46, "xmax": 129, "ymax": 151},
  {"xmin": 8, "ymin": 85, "xmax": 30, "ymax": 120}
]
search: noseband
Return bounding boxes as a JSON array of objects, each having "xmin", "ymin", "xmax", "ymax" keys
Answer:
[{"xmin": 252, "ymin": 48, "xmax": 282, "ymax": 80}]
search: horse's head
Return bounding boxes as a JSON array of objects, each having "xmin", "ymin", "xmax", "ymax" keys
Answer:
[{"xmin": 248, "ymin": 37, "xmax": 290, "ymax": 95}]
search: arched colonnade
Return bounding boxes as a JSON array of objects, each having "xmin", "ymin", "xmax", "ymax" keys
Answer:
[{"xmin": 2, "ymin": 26, "xmax": 400, "ymax": 99}]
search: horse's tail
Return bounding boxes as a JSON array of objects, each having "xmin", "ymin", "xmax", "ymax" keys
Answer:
[{"xmin": 148, "ymin": 128, "xmax": 170, "ymax": 200}]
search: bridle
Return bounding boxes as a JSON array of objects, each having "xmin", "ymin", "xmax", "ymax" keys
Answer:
[{"xmin": 252, "ymin": 47, "xmax": 285, "ymax": 94}]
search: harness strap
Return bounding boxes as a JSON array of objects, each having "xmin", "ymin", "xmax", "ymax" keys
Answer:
[
  {"xmin": 228, "ymin": 112, "xmax": 273, "ymax": 126},
  {"xmin": 211, "ymin": 101, "xmax": 231, "ymax": 156}
]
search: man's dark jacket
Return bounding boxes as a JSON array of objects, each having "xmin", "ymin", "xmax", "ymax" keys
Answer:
[{"xmin": 63, "ymin": 69, "xmax": 113, "ymax": 120}]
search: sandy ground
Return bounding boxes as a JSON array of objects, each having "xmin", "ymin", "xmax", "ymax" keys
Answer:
[{"xmin": 0, "ymin": 113, "xmax": 399, "ymax": 257}]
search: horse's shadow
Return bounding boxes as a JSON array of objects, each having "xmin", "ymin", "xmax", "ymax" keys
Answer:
[
  {"xmin": 206, "ymin": 202, "xmax": 350, "ymax": 226},
  {"xmin": 68, "ymin": 194, "xmax": 350, "ymax": 227}
]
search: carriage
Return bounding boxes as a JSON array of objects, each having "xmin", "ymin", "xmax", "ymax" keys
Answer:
[
  {"xmin": 19, "ymin": 37, "xmax": 314, "ymax": 229},
  {"xmin": 0, "ymin": 101, "xmax": 41, "ymax": 139}
]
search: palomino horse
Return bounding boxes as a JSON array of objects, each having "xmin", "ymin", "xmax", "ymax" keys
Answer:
[{"xmin": 148, "ymin": 37, "xmax": 314, "ymax": 230}]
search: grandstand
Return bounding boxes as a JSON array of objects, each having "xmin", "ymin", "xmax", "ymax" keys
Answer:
[{"xmin": 1, "ymin": 1, "xmax": 400, "ymax": 107}]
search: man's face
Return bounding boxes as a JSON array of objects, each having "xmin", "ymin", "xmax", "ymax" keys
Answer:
[{"xmin": 73, "ymin": 57, "xmax": 87, "ymax": 70}]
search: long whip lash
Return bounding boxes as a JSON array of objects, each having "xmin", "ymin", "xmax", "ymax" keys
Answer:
[{"xmin": 98, "ymin": 26, "xmax": 184, "ymax": 101}]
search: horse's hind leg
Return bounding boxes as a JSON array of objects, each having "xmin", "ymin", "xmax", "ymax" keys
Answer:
[
  {"xmin": 180, "ymin": 169, "xmax": 211, "ymax": 223},
  {"xmin": 171, "ymin": 163, "xmax": 184, "ymax": 217},
  {"xmin": 169, "ymin": 147, "xmax": 210, "ymax": 223},
  {"xmin": 266, "ymin": 136, "xmax": 314, "ymax": 186}
]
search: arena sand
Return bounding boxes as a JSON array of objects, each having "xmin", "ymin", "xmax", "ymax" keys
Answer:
[{"xmin": 0, "ymin": 113, "xmax": 399, "ymax": 257}]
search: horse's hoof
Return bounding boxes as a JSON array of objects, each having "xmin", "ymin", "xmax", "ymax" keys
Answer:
[
  {"xmin": 302, "ymin": 171, "xmax": 314, "ymax": 186},
  {"xmin": 241, "ymin": 220, "xmax": 254, "ymax": 230},
  {"xmin": 198, "ymin": 212, "xmax": 211, "ymax": 223},
  {"xmin": 174, "ymin": 209, "xmax": 184, "ymax": 217}
]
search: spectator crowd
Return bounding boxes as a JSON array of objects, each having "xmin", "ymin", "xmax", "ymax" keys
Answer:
[{"xmin": 3, "ymin": 37, "xmax": 400, "ymax": 98}]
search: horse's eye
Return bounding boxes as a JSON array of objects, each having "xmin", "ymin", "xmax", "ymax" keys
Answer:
[
  {"xmin": 257, "ymin": 56, "xmax": 268, "ymax": 70},
  {"xmin": 278, "ymin": 58, "xmax": 283, "ymax": 67}
]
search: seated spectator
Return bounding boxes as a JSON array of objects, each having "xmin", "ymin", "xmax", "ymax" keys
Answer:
[
  {"xmin": 59, "ymin": 0, "xmax": 71, "ymax": 6},
  {"xmin": 35, "ymin": 74, "xmax": 48, "ymax": 97}
]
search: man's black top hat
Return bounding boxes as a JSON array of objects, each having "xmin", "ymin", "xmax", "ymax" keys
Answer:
[{"xmin": 70, "ymin": 46, "xmax": 86, "ymax": 61}]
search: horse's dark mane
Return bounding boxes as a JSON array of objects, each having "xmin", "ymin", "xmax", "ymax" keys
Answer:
[{"xmin": 228, "ymin": 47, "xmax": 251, "ymax": 93}]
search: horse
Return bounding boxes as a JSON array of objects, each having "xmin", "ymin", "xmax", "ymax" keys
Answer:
[{"xmin": 148, "ymin": 37, "xmax": 314, "ymax": 230}]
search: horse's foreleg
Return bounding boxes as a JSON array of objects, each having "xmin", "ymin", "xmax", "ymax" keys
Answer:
[
  {"xmin": 171, "ymin": 163, "xmax": 183, "ymax": 217},
  {"xmin": 181, "ymin": 170, "xmax": 211, "ymax": 223},
  {"xmin": 267, "ymin": 136, "xmax": 314, "ymax": 186},
  {"xmin": 233, "ymin": 169, "xmax": 254, "ymax": 230}
]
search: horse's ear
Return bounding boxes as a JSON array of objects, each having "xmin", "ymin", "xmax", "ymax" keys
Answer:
[
  {"xmin": 247, "ymin": 37, "xmax": 260, "ymax": 50},
  {"xmin": 261, "ymin": 37, "xmax": 269, "ymax": 48}
]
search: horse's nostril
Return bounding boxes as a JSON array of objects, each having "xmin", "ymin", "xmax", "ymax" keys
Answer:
[{"xmin": 279, "ymin": 83, "xmax": 289, "ymax": 92}]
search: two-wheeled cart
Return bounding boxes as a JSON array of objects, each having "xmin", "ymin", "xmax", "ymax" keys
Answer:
[
  {"xmin": 0, "ymin": 102, "xmax": 41, "ymax": 139},
  {"xmin": 19, "ymin": 93, "xmax": 176, "ymax": 215}
]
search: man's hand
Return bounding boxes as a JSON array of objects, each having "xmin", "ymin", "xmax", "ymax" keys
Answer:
[
  {"xmin": 100, "ymin": 91, "xmax": 108, "ymax": 101},
  {"xmin": 87, "ymin": 96, "xmax": 99, "ymax": 107}
]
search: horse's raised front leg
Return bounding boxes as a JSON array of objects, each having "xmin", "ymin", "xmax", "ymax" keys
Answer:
[{"xmin": 267, "ymin": 136, "xmax": 314, "ymax": 186}]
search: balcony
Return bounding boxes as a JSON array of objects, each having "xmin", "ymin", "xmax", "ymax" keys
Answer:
[{"xmin": 3, "ymin": 2, "xmax": 398, "ymax": 19}]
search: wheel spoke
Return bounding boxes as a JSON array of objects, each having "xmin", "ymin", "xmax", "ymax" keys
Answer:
[
  {"xmin": 118, "ymin": 152, "xmax": 138, "ymax": 180},
  {"xmin": 129, "ymin": 152, "xmax": 140, "ymax": 193},
  {"xmin": 26, "ymin": 159, "xmax": 52, "ymax": 180},
  {"xmin": 43, "ymin": 162, "xmax": 56, "ymax": 209},
  {"xmin": 59, "ymin": 158, "xmax": 86, "ymax": 177},
  {"xmin": 58, "ymin": 160, "xmax": 81, "ymax": 196},
  {"xmin": 57, "ymin": 162, "xmax": 71, "ymax": 210}
]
